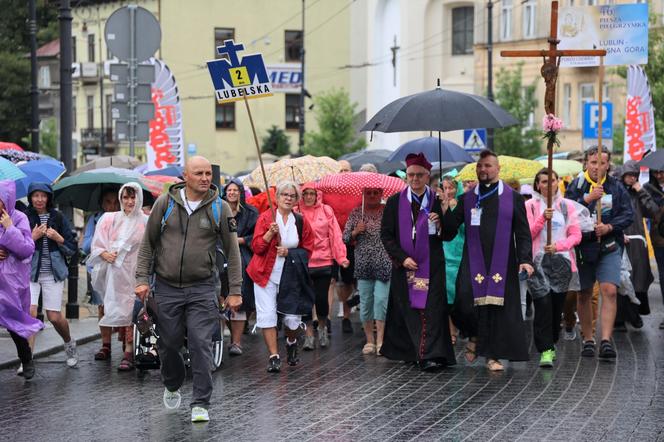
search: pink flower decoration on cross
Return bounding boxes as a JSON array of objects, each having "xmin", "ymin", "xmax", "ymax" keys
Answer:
[{"xmin": 542, "ymin": 114, "xmax": 564, "ymax": 133}]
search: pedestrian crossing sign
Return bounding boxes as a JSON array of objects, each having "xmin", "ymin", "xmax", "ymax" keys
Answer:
[
  {"xmin": 207, "ymin": 39, "xmax": 273, "ymax": 103},
  {"xmin": 463, "ymin": 129, "xmax": 487, "ymax": 152}
]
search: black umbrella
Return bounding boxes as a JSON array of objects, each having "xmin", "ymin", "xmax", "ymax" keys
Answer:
[
  {"xmin": 387, "ymin": 137, "xmax": 473, "ymax": 163},
  {"xmin": 361, "ymin": 80, "xmax": 518, "ymax": 170},
  {"xmin": 637, "ymin": 150, "xmax": 664, "ymax": 171}
]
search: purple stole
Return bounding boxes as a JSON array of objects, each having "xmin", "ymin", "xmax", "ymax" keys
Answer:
[
  {"xmin": 398, "ymin": 187, "xmax": 433, "ymax": 310},
  {"xmin": 463, "ymin": 182, "xmax": 513, "ymax": 306}
]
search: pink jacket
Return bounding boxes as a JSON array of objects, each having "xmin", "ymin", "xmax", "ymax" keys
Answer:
[
  {"xmin": 296, "ymin": 186, "xmax": 347, "ymax": 269},
  {"xmin": 525, "ymin": 196, "xmax": 582, "ymax": 272}
]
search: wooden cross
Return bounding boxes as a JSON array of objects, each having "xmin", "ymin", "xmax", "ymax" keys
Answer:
[
  {"xmin": 390, "ymin": 35, "xmax": 400, "ymax": 87},
  {"xmin": 500, "ymin": 0, "xmax": 607, "ymax": 244}
]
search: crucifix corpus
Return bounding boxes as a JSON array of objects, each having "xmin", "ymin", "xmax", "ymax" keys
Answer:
[{"xmin": 501, "ymin": 0, "xmax": 606, "ymax": 244}]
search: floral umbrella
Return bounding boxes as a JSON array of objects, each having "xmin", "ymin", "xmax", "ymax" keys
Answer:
[
  {"xmin": 455, "ymin": 155, "xmax": 543, "ymax": 183},
  {"xmin": 243, "ymin": 155, "xmax": 340, "ymax": 191}
]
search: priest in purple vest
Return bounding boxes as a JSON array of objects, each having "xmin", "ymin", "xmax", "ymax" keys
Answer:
[
  {"xmin": 443, "ymin": 150, "xmax": 533, "ymax": 371},
  {"xmin": 380, "ymin": 153, "xmax": 457, "ymax": 371}
]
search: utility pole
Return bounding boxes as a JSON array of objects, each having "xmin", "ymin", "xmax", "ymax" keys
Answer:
[
  {"xmin": 486, "ymin": 0, "xmax": 494, "ymax": 151},
  {"xmin": 29, "ymin": 0, "xmax": 40, "ymax": 153},
  {"xmin": 98, "ymin": 6, "xmax": 105, "ymax": 155},
  {"xmin": 298, "ymin": 0, "xmax": 305, "ymax": 155},
  {"xmin": 59, "ymin": 0, "xmax": 78, "ymax": 319}
]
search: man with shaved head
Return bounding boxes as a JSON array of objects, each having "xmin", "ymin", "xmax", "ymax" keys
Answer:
[{"xmin": 135, "ymin": 155, "xmax": 242, "ymax": 423}]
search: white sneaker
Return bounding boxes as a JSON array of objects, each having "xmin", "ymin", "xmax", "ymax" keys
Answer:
[
  {"xmin": 163, "ymin": 388, "xmax": 182, "ymax": 410},
  {"xmin": 16, "ymin": 363, "xmax": 23, "ymax": 376},
  {"xmin": 64, "ymin": 341, "xmax": 78, "ymax": 367},
  {"xmin": 191, "ymin": 406, "xmax": 209, "ymax": 422},
  {"xmin": 563, "ymin": 327, "xmax": 577, "ymax": 341}
]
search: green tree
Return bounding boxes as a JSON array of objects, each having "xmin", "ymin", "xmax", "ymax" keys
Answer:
[
  {"xmin": 492, "ymin": 63, "xmax": 542, "ymax": 159},
  {"xmin": 0, "ymin": 0, "xmax": 58, "ymax": 148},
  {"xmin": 261, "ymin": 125, "xmax": 291, "ymax": 156},
  {"xmin": 39, "ymin": 118, "xmax": 58, "ymax": 158},
  {"xmin": 304, "ymin": 88, "xmax": 366, "ymax": 158}
]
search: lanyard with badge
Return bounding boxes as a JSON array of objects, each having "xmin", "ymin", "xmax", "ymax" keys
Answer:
[
  {"xmin": 410, "ymin": 192, "xmax": 429, "ymax": 240},
  {"xmin": 471, "ymin": 186, "xmax": 498, "ymax": 226}
]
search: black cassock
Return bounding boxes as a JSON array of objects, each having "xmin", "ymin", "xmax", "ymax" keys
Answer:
[
  {"xmin": 444, "ymin": 182, "xmax": 532, "ymax": 361},
  {"xmin": 380, "ymin": 191, "xmax": 456, "ymax": 365}
]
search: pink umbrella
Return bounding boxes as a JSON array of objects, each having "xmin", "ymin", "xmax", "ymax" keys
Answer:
[
  {"xmin": 315, "ymin": 172, "xmax": 406, "ymax": 222},
  {"xmin": 0, "ymin": 142, "xmax": 23, "ymax": 151}
]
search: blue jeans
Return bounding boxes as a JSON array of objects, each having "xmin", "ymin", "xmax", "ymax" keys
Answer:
[{"xmin": 357, "ymin": 279, "xmax": 390, "ymax": 322}]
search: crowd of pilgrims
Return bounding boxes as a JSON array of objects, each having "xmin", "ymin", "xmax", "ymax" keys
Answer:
[{"xmin": 2, "ymin": 146, "xmax": 663, "ymax": 381}]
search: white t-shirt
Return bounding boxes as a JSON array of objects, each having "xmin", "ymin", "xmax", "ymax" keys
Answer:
[
  {"xmin": 269, "ymin": 212, "xmax": 299, "ymax": 284},
  {"xmin": 180, "ymin": 189, "xmax": 202, "ymax": 215}
]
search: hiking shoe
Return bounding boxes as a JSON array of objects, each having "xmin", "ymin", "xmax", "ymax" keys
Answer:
[
  {"xmin": 318, "ymin": 326, "xmax": 329, "ymax": 348},
  {"xmin": 191, "ymin": 407, "xmax": 209, "ymax": 423},
  {"xmin": 64, "ymin": 341, "xmax": 78, "ymax": 367},
  {"xmin": 630, "ymin": 315, "xmax": 644, "ymax": 329},
  {"xmin": 286, "ymin": 342, "xmax": 299, "ymax": 366},
  {"xmin": 267, "ymin": 355, "xmax": 281, "ymax": 373},
  {"xmin": 16, "ymin": 363, "xmax": 23, "ymax": 376},
  {"xmin": 22, "ymin": 360, "xmax": 35, "ymax": 380},
  {"xmin": 598, "ymin": 340, "xmax": 617, "ymax": 360},
  {"xmin": 342, "ymin": 318, "xmax": 353, "ymax": 334},
  {"xmin": 581, "ymin": 340, "xmax": 596, "ymax": 357},
  {"xmin": 539, "ymin": 350, "xmax": 554, "ymax": 368},
  {"xmin": 229, "ymin": 343, "xmax": 243, "ymax": 356},
  {"xmin": 302, "ymin": 335, "xmax": 315, "ymax": 351},
  {"xmin": 163, "ymin": 388, "xmax": 182, "ymax": 409},
  {"xmin": 563, "ymin": 327, "xmax": 577, "ymax": 341}
]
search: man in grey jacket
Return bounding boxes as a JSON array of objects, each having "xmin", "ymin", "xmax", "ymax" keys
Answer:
[{"xmin": 135, "ymin": 156, "xmax": 242, "ymax": 423}]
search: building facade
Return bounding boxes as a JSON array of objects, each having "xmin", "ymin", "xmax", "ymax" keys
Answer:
[{"xmin": 69, "ymin": 0, "xmax": 353, "ymax": 173}]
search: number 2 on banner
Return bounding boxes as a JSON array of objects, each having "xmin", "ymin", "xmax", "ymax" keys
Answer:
[{"xmin": 229, "ymin": 67, "xmax": 251, "ymax": 87}]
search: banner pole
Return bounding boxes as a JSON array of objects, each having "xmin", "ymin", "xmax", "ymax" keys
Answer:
[
  {"xmin": 596, "ymin": 56, "xmax": 605, "ymax": 227},
  {"xmin": 242, "ymin": 94, "xmax": 275, "ymax": 218}
]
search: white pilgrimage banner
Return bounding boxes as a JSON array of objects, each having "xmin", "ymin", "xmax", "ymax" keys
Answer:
[{"xmin": 623, "ymin": 65, "xmax": 656, "ymax": 163}]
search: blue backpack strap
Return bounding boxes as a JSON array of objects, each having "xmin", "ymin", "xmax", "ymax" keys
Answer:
[{"xmin": 161, "ymin": 197, "xmax": 175, "ymax": 233}]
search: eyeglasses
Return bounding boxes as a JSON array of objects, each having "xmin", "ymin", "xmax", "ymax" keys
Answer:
[
  {"xmin": 406, "ymin": 172, "xmax": 427, "ymax": 179},
  {"xmin": 280, "ymin": 193, "xmax": 298, "ymax": 199}
]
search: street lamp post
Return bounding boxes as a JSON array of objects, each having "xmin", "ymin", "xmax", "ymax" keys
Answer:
[
  {"xmin": 29, "ymin": 0, "xmax": 40, "ymax": 153},
  {"xmin": 298, "ymin": 0, "xmax": 306, "ymax": 155},
  {"xmin": 487, "ymin": 0, "xmax": 495, "ymax": 151}
]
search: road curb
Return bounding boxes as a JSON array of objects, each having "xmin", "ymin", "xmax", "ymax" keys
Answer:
[{"xmin": 0, "ymin": 332, "xmax": 101, "ymax": 370}]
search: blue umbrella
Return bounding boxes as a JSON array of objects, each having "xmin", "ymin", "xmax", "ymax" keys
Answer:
[
  {"xmin": 145, "ymin": 165, "xmax": 183, "ymax": 177},
  {"xmin": 0, "ymin": 157, "xmax": 27, "ymax": 181},
  {"xmin": 387, "ymin": 137, "xmax": 474, "ymax": 163},
  {"xmin": 15, "ymin": 158, "xmax": 66, "ymax": 198}
]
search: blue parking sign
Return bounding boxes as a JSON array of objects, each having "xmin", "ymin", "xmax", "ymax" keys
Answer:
[{"xmin": 582, "ymin": 102, "xmax": 613, "ymax": 139}]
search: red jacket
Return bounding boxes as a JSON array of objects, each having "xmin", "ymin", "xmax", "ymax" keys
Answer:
[{"xmin": 246, "ymin": 209, "xmax": 315, "ymax": 287}]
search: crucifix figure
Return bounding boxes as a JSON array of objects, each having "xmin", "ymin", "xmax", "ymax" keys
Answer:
[
  {"xmin": 390, "ymin": 35, "xmax": 400, "ymax": 87},
  {"xmin": 501, "ymin": 0, "xmax": 606, "ymax": 244}
]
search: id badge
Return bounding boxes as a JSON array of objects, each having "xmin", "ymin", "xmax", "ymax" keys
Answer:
[
  {"xmin": 471, "ymin": 208, "xmax": 482, "ymax": 226},
  {"xmin": 600, "ymin": 194, "xmax": 613, "ymax": 210}
]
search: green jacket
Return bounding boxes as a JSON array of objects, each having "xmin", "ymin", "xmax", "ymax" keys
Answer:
[{"xmin": 135, "ymin": 182, "xmax": 242, "ymax": 293}]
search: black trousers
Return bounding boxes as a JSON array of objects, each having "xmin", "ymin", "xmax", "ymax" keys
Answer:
[
  {"xmin": 310, "ymin": 273, "xmax": 332, "ymax": 319},
  {"xmin": 9, "ymin": 331, "xmax": 33, "ymax": 365},
  {"xmin": 533, "ymin": 291, "xmax": 567, "ymax": 353}
]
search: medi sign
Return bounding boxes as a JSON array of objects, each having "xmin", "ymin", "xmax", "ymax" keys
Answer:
[
  {"xmin": 267, "ymin": 64, "xmax": 302, "ymax": 93},
  {"xmin": 207, "ymin": 39, "xmax": 273, "ymax": 103}
]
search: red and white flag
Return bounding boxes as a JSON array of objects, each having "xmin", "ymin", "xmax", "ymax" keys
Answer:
[
  {"xmin": 623, "ymin": 65, "xmax": 656, "ymax": 163},
  {"xmin": 146, "ymin": 58, "xmax": 185, "ymax": 172}
]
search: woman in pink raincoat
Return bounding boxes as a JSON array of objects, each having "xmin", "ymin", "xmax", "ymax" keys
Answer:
[
  {"xmin": 0, "ymin": 180, "xmax": 42, "ymax": 379},
  {"xmin": 89, "ymin": 182, "xmax": 148, "ymax": 371}
]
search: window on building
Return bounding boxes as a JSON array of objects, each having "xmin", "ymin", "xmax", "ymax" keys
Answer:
[
  {"xmin": 215, "ymin": 101, "xmax": 235, "ymax": 129},
  {"xmin": 500, "ymin": 0, "xmax": 513, "ymax": 41},
  {"xmin": 86, "ymin": 95, "xmax": 94, "ymax": 129},
  {"xmin": 523, "ymin": 1, "xmax": 536, "ymax": 38},
  {"xmin": 72, "ymin": 96, "xmax": 77, "ymax": 131},
  {"xmin": 579, "ymin": 83, "xmax": 594, "ymax": 127},
  {"xmin": 88, "ymin": 34, "xmax": 95, "ymax": 62},
  {"xmin": 586, "ymin": 0, "xmax": 597, "ymax": 5},
  {"xmin": 38, "ymin": 66, "xmax": 51, "ymax": 88},
  {"xmin": 452, "ymin": 7, "xmax": 474, "ymax": 55},
  {"xmin": 562, "ymin": 83, "xmax": 572, "ymax": 127},
  {"xmin": 72, "ymin": 36, "xmax": 77, "ymax": 63},
  {"xmin": 285, "ymin": 94, "xmax": 300, "ymax": 130},
  {"xmin": 285, "ymin": 30, "xmax": 303, "ymax": 62},
  {"xmin": 214, "ymin": 28, "xmax": 235, "ymax": 59}
]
